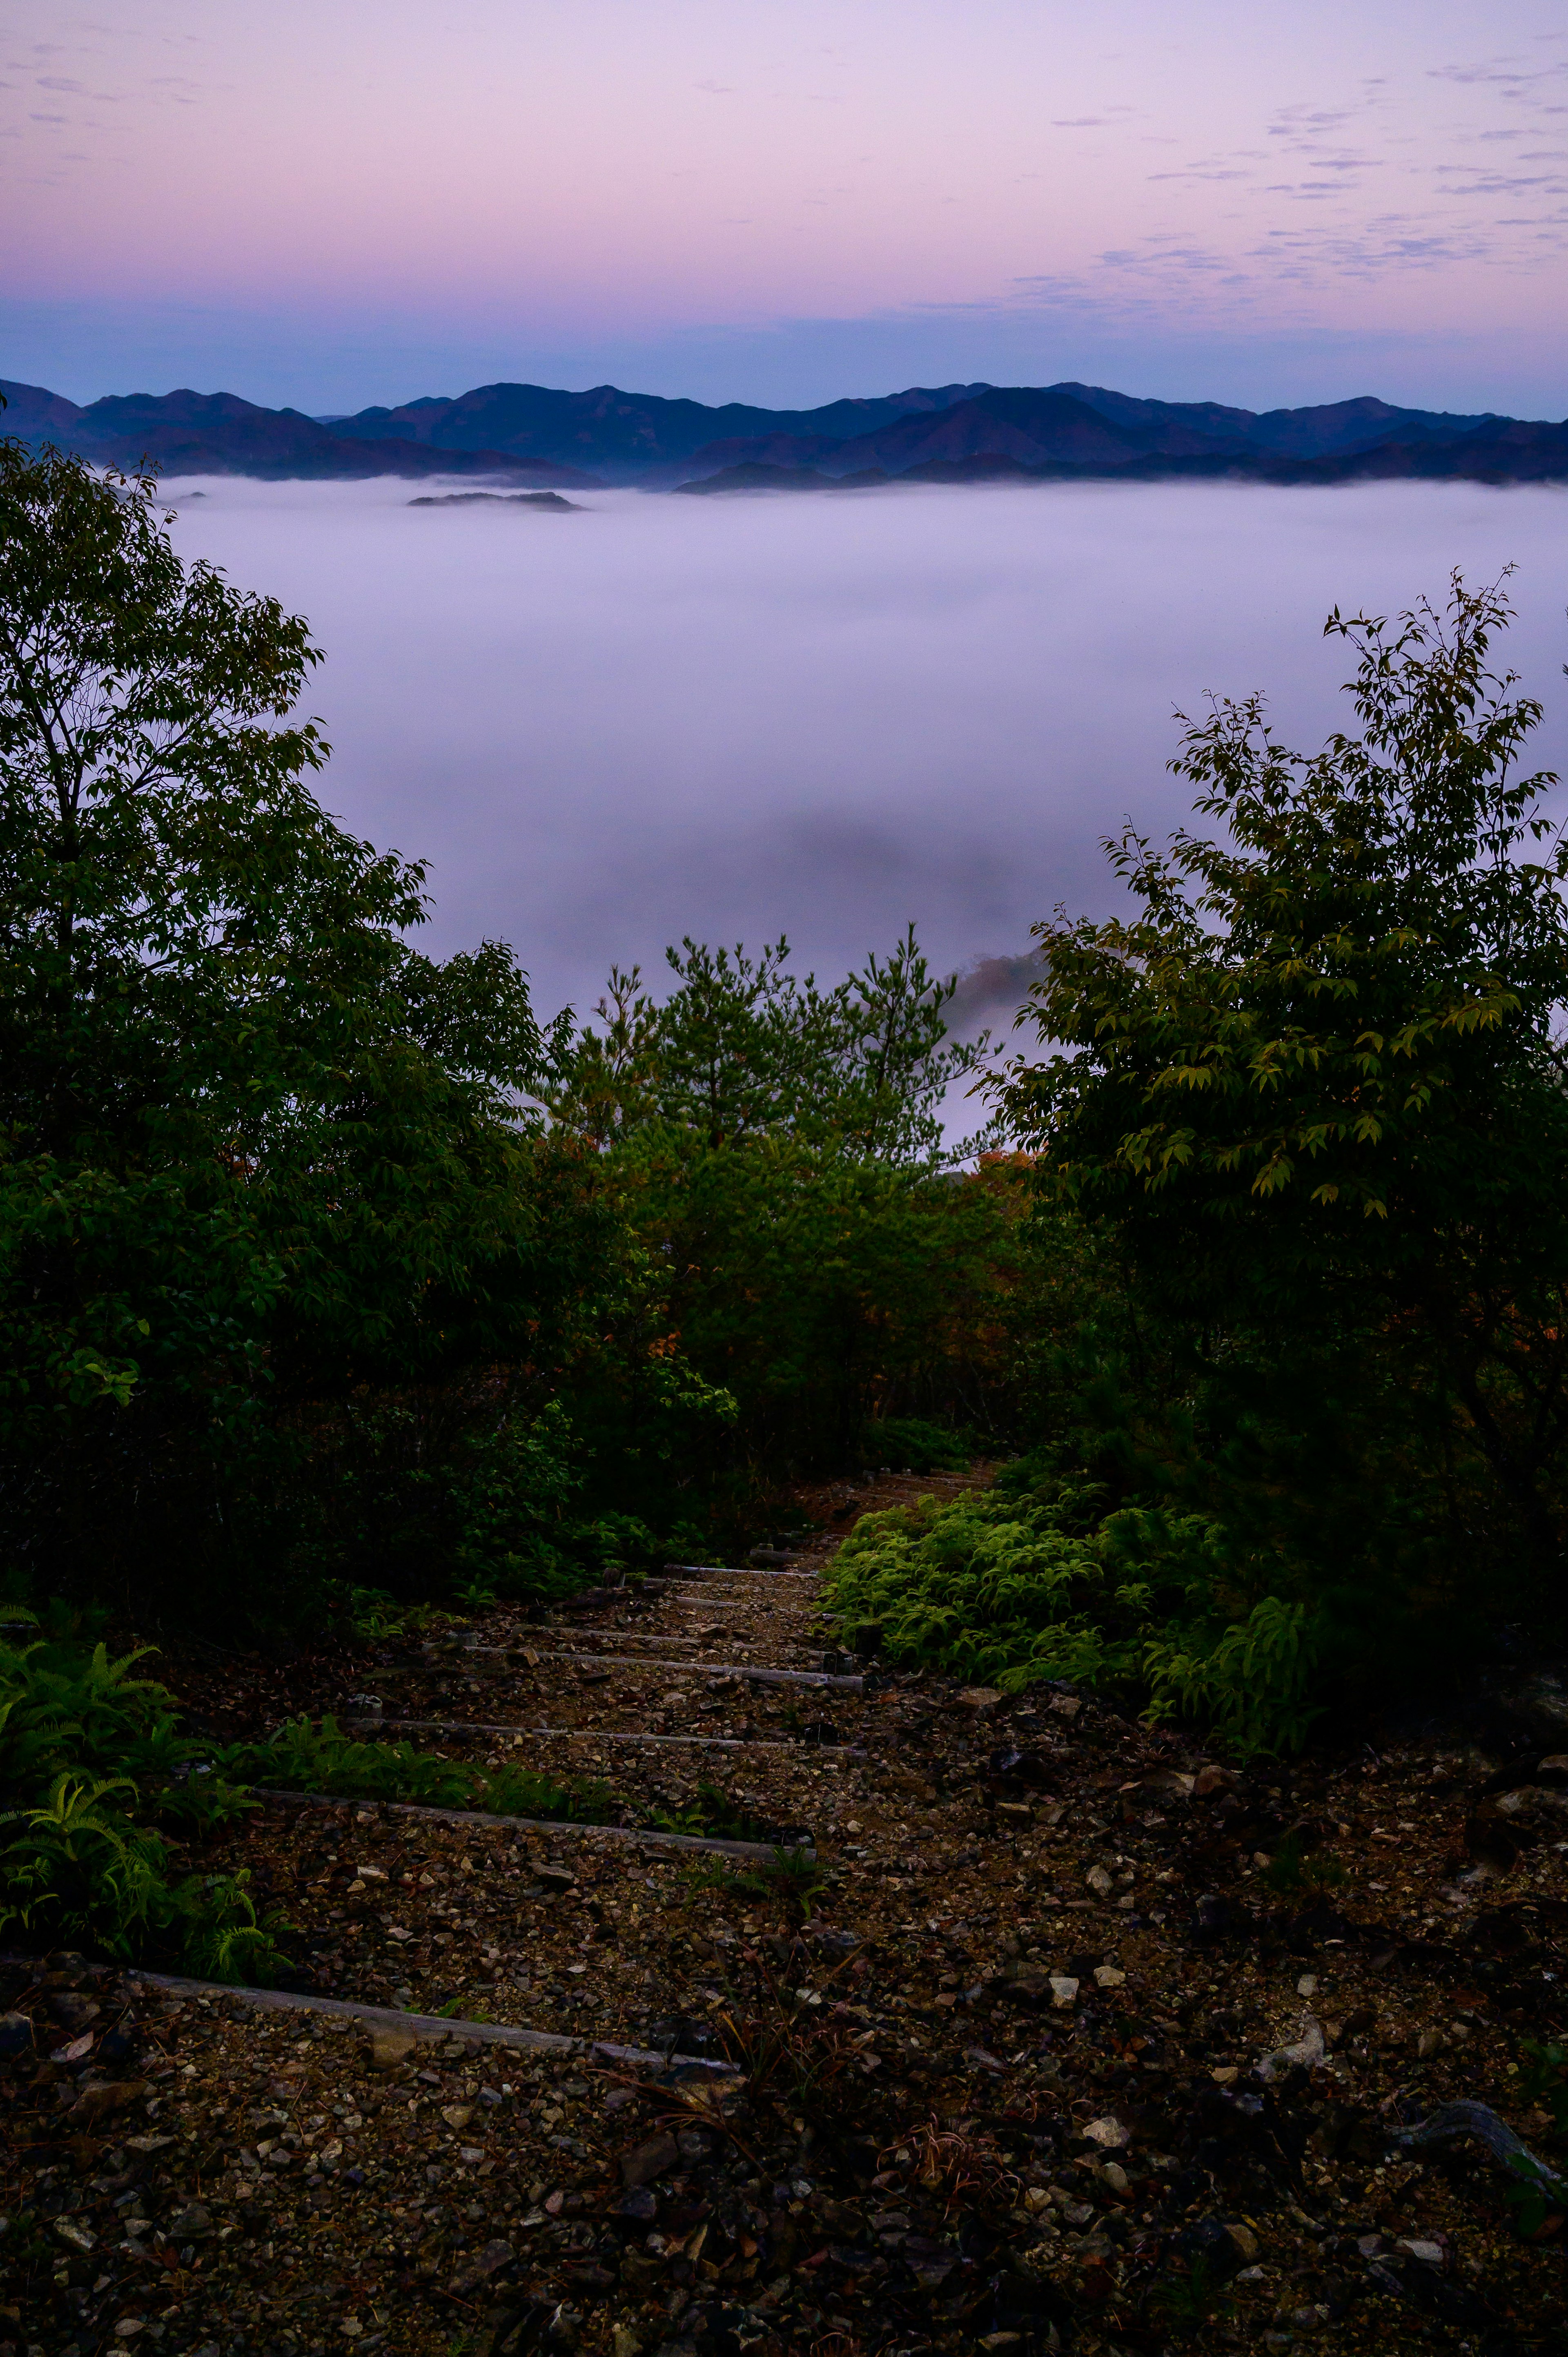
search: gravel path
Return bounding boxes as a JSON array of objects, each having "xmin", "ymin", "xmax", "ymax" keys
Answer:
[{"xmin": 4, "ymin": 1470, "xmax": 1566, "ymax": 2356}]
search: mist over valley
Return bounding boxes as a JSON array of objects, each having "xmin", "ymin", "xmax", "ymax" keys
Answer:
[{"xmin": 161, "ymin": 473, "xmax": 1568, "ymax": 1030}]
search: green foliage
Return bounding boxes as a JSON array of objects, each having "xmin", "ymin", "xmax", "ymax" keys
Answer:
[
  {"xmin": 545, "ymin": 931, "xmax": 1027, "ymax": 1492},
  {"xmin": 550, "ymin": 927, "xmax": 989, "ymax": 1164},
  {"xmin": 997, "ymin": 574, "xmax": 1568, "ymax": 1574},
  {"xmin": 1261, "ymin": 1828, "xmax": 1348, "ymax": 1896},
  {"xmin": 218, "ymin": 1713, "xmax": 617, "ymax": 1825},
  {"xmin": 860, "ymin": 1415, "xmax": 977, "ymax": 1472},
  {"xmin": 345, "ymin": 1588, "xmax": 445, "ymax": 1644},
  {"xmin": 1519, "ymin": 2038, "xmax": 1568, "ymax": 2141},
  {"xmin": 1148, "ymin": 2254, "xmax": 1236, "ymax": 2330},
  {"xmin": 826, "ymin": 1471, "xmax": 1325, "ymax": 1755},
  {"xmin": 646, "ymin": 1782, "xmax": 782, "ymax": 1843},
  {"xmin": 695, "ymin": 1844, "xmax": 829, "ymax": 1922},
  {"xmin": 0, "ymin": 435, "xmax": 668, "ymax": 1620},
  {"xmin": 0, "ymin": 1623, "xmax": 280, "ymax": 1977}
]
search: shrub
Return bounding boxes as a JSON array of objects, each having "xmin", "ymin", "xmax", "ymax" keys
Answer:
[
  {"xmin": 0, "ymin": 1616, "xmax": 281, "ymax": 1977},
  {"xmin": 824, "ymin": 1470, "xmax": 1324, "ymax": 1755}
]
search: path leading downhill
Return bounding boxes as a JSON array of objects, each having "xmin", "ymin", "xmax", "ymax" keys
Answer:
[{"xmin": 4, "ymin": 1465, "xmax": 1567, "ymax": 2357}]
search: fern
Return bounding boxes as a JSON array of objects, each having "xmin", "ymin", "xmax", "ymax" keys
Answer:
[{"xmin": 825, "ymin": 1471, "xmax": 1324, "ymax": 1755}]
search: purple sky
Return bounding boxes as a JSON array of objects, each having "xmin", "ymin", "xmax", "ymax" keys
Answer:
[{"xmin": 4, "ymin": 1, "xmax": 1567, "ymax": 414}]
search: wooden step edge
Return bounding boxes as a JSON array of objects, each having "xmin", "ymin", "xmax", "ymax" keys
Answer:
[
  {"xmin": 113, "ymin": 1967, "xmax": 735, "ymax": 2075},
  {"xmin": 474, "ymin": 1652, "xmax": 863, "ymax": 1692},
  {"xmin": 344, "ymin": 1717, "xmax": 866, "ymax": 1760},
  {"xmin": 248, "ymin": 1788, "xmax": 815, "ymax": 1862},
  {"xmin": 664, "ymin": 1564, "xmax": 819, "ymax": 1580}
]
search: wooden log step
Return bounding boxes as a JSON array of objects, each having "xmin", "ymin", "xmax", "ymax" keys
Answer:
[
  {"xmin": 340, "ymin": 1715, "xmax": 865, "ymax": 1759},
  {"xmin": 494, "ymin": 1651, "xmax": 861, "ymax": 1691},
  {"xmin": 248, "ymin": 1788, "xmax": 814, "ymax": 1860},
  {"xmin": 663, "ymin": 1563, "xmax": 820, "ymax": 1580},
  {"xmin": 120, "ymin": 1968, "xmax": 731, "ymax": 2073}
]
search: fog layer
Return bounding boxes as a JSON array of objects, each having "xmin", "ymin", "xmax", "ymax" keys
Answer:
[{"xmin": 165, "ymin": 478, "xmax": 1568, "ymax": 1024}]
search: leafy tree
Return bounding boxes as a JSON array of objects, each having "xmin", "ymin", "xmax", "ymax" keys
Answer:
[
  {"xmin": 552, "ymin": 925, "xmax": 989, "ymax": 1163},
  {"xmin": 998, "ymin": 575, "xmax": 1568, "ymax": 1570},
  {"xmin": 546, "ymin": 927, "xmax": 1020, "ymax": 1480},
  {"xmin": 0, "ymin": 437, "xmax": 612, "ymax": 1610}
]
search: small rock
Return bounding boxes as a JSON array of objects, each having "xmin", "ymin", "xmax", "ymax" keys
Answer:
[
  {"xmin": 1258, "ymin": 2017, "xmax": 1326, "ymax": 2079},
  {"xmin": 979, "ymin": 2337, "xmax": 1024, "ymax": 2354},
  {"xmin": 449, "ymin": 2238, "xmax": 514, "ymax": 2296},
  {"xmin": 1193, "ymin": 1763, "xmax": 1237, "ymax": 1797},
  {"xmin": 1086, "ymin": 1866, "xmax": 1115, "ymax": 1898},
  {"xmin": 1082, "ymin": 2116, "xmax": 1130, "ymax": 2148},
  {"xmin": 0, "ymin": 2013, "xmax": 34, "ymax": 2058},
  {"xmin": 536, "ymin": 1864, "xmax": 577, "ymax": 1893},
  {"xmin": 441, "ymin": 2103, "xmax": 475, "ymax": 2130},
  {"xmin": 957, "ymin": 1688, "xmax": 1004, "ymax": 1715},
  {"xmin": 68, "ymin": 2078, "xmax": 145, "ymax": 2125},
  {"xmin": 1049, "ymin": 1977, "xmax": 1079, "ymax": 2008},
  {"xmin": 1100, "ymin": 2162, "xmax": 1129, "ymax": 2193},
  {"xmin": 1225, "ymin": 2223, "xmax": 1261, "ymax": 2263},
  {"xmin": 611, "ymin": 2330, "xmax": 642, "ymax": 2357},
  {"xmin": 618, "ymin": 2187, "xmax": 657, "ymax": 2221},
  {"xmin": 1400, "ymin": 2239, "xmax": 1445, "ymax": 2266},
  {"xmin": 1296, "ymin": 1974, "xmax": 1319, "ymax": 1997},
  {"xmin": 621, "ymin": 2132, "xmax": 680, "ymax": 2189},
  {"xmin": 1047, "ymin": 1695, "xmax": 1081, "ymax": 1720},
  {"xmin": 53, "ymin": 2218, "xmax": 96, "ymax": 2254},
  {"xmin": 368, "ymin": 2027, "xmax": 418, "ymax": 2072},
  {"xmin": 166, "ymin": 2202, "xmax": 213, "ymax": 2240},
  {"xmin": 1093, "ymin": 1965, "xmax": 1126, "ymax": 1989},
  {"xmin": 995, "ymin": 1802, "xmax": 1033, "ymax": 1828},
  {"xmin": 1211, "ymin": 2066, "xmax": 1239, "ymax": 2085},
  {"xmin": 47, "ymin": 1990, "xmax": 101, "ymax": 2030},
  {"xmin": 1416, "ymin": 2026, "xmax": 1447, "ymax": 2060}
]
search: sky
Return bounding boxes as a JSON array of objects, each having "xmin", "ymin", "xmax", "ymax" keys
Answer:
[{"xmin": 4, "ymin": 0, "xmax": 1567, "ymax": 417}]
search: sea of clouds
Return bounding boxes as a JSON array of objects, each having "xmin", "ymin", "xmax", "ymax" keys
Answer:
[{"xmin": 164, "ymin": 477, "xmax": 1568, "ymax": 1036}]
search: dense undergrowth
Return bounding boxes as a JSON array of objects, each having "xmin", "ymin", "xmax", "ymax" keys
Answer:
[
  {"xmin": 826, "ymin": 1467, "xmax": 1321, "ymax": 1755},
  {"xmin": 0, "ymin": 1612, "xmax": 283, "ymax": 1979}
]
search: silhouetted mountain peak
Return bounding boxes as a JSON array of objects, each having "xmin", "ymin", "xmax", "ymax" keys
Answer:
[{"xmin": 5, "ymin": 372, "xmax": 1562, "ymax": 491}]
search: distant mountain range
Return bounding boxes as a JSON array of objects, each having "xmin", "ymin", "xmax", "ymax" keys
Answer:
[{"xmin": 5, "ymin": 374, "xmax": 1567, "ymax": 490}]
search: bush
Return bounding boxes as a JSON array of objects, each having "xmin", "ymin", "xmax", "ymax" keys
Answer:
[
  {"xmin": 858, "ymin": 1416, "xmax": 978, "ymax": 1473},
  {"xmin": 0, "ymin": 1612, "xmax": 281, "ymax": 1978},
  {"xmin": 824, "ymin": 1467, "xmax": 1323, "ymax": 1755}
]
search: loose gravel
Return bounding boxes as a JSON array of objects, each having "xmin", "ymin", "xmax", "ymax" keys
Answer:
[{"xmin": 4, "ymin": 1470, "xmax": 1566, "ymax": 2357}]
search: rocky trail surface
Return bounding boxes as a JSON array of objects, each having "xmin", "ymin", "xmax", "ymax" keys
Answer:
[{"xmin": 4, "ymin": 1469, "xmax": 1567, "ymax": 2357}]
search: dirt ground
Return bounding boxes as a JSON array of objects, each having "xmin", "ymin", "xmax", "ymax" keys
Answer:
[{"xmin": 3, "ymin": 1467, "xmax": 1566, "ymax": 2357}]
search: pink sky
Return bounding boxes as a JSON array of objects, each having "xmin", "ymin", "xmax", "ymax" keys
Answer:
[{"xmin": 4, "ymin": 0, "xmax": 1567, "ymax": 412}]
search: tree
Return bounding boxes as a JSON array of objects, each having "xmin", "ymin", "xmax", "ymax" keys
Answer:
[
  {"xmin": 551, "ymin": 924, "xmax": 989, "ymax": 1162},
  {"xmin": 997, "ymin": 575, "xmax": 1568, "ymax": 1565},
  {"xmin": 0, "ymin": 437, "xmax": 595, "ymax": 1609},
  {"xmin": 543, "ymin": 927, "xmax": 1014, "ymax": 1478}
]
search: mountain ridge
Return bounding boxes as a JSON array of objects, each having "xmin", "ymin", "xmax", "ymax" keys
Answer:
[{"xmin": 4, "ymin": 374, "xmax": 1564, "ymax": 489}]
